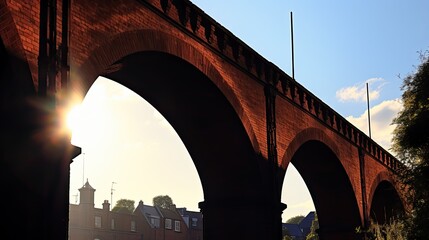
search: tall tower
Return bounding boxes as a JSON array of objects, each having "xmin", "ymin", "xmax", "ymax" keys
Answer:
[
  {"xmin": 79, "ymin": 179, "xmax": 95, "ymax": 206},
  {"xmin": 78, "ymin": 180, "xmax": 96, "ymax": 227}
]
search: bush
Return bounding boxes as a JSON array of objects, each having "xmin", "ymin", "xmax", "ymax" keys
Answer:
[{"xmin": 356, "ymin": 217, "xmax": 406, "ymax": 240}]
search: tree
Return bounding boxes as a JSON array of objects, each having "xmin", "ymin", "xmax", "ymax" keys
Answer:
[
  {"xmin": 111, "ymin": 199, "xmax": 135, "ymax": 213},
  {"xmin": 306, "ymin": 212, "xmax": 319, "ymax": 240},
  {"xmin": 282, "ymin": 233, "xmax": 293, "ymax": 240},
  {"xmin": 153, "ymin": 195, "xmax": 175, "ymax": 210},
  {"xmin": 392, "ymin": 49, "xmax": 429, "ymax": 240},
  {"xmin": 286, "ymin": 215, "xmax": 305, "ymax": 224}
]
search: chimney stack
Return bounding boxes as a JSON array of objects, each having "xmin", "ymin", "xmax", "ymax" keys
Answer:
[{"xmin": 102, "ymin": 200, "xmax": 110, "ymax": 211}]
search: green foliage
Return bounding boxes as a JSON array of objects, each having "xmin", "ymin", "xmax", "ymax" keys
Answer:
[
  {"xmin": 153, "ymin": 195, "xmax": 175, "ymax": 210},
  {"xmin": 282, "ymin": 223, "xmax": 293, "ymax": 239},
  {"xmin": 392, "ymin": 50, "xmax": 429, "ymax": 163},
  {"xmin": 392, "ymin": 49, "xmax": 429, "ymax": 240},
  {"xmin": 286, "ymin": 215, "xmax": 305, "ymax": 224},
  {"xmin": 306, "ymin": 213, "xmax": 319, "ymax": 240},
  {"xmin": 356, "ymin": 218, "xmax": 406, "ymax": 240},
  {"xmin": 306, "ymin": 232, "xmax": 319, "ymax": 240},
  {"xmin": 111, "ymin": 199, "xmax": 135, "ymax": 213},
  {"xmin": 282, "ymin": 234, "xmax": 293, "ymax": 240}
]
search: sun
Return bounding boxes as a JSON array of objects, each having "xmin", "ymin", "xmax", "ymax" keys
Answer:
[
  {"xmin": 63, "ymin": 79, "xmax": 110, "ymax": 148},
  {"xmin": 65, "ymin": 103, "xmax": 86, "ymax": 146},
  {"xmin": 62, "ymin": 76, "xmax": 132, "ymax": 148},
  {"xmin": 66, "ymin": 104, "xmax": 82, "ymax": 133}
]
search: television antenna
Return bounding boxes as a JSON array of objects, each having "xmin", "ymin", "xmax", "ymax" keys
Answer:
[{"xmin": 111, "ymin": 182, "xmax": 117, "ymax": 204}]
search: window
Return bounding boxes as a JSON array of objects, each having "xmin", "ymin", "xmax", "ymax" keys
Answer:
[
  {"xmin": 131, "ymin": 220, "xmax": 136, "ymax": 232},
  {"xmin": 165, "ymin": 218, "xmax": 172, "ymax": 229},
  {"xmin": 174, "ymin": 220, "xmax": 181, "ymax": 232},
  {"xmin": 149, "ymin": 216, "xmax": 160, "ymax": 228},
  {"xmin": 191, "ymin": 218, "xmax": 198, "ymax": 227},
  {"xmin": 111, "ymin": 219, "xmax": 115, "ymax": 230},
  {"xmin": 95, "ymin": 216, "xmax": 101, "ymax": 228}
]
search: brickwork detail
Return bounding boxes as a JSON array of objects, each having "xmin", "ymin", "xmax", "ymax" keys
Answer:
[{"xmin": 1, "ymin": 0, "xmax": 405, "ymax": 238}]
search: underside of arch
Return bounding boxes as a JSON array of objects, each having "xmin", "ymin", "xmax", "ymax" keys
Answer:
[
  {"xmin": 369, "ymin": 179, "xmax": 405, "ymax": 224},
  {"xmin": 75, "ymin": 29, "xmax": 259, "ymax": 153},
  {"xmin": 288, "ymin": 139, "xmax": 362, "ymax": 238},
  {"xmin": 104, "ymin": 51, "xmax": 265, "ymax": 203}
]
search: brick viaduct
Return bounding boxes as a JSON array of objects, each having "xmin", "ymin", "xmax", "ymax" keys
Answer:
[{"xmin": 1, "ymin": 0, "xmax": 405, "ymax": 239}]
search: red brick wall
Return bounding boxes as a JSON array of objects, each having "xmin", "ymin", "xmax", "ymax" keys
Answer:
[{"xmin": 2, "ymin": 0, "xmax": 403, "ymax": 238}]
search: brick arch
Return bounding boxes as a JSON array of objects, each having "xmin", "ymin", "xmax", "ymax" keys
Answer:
[
  {"xmin": 102, "ymin": 50, "xmax": 267, "ymax": 217},
  {"xmin": 368, "ymin": 171, "xmax": 396, "ymax": 209},
  {"xmin": 280, "ymin": 127, "xmax": 341, "ymax": 170},
  {"xmin": 368, "ymin": 171, "xmax": 405, "ymax": 223},
  {"xmin": 0, "ymin": 3, "xmax": 28, "ymax": 60},
  {"xmin": 0, "ymin": 4, "xmax": 35, "ymax": 95},
  {"xmin": 74, "ymin": 29, "xmax": 259, "ymax": 153},
  {"xmin": 280, "ymin": 128, "xmax": 362, "ymax": 238}
]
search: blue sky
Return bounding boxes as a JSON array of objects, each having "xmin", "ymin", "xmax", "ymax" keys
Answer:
[
  {"xmin": 68, "ymin": 0, "xmax": 429, "ymax": 222},
  {"xmin": 192, "ymin": 0, "xmax": 428, "ymax": 116},
  {"xmin": 191, "ymin": 0, "xmax": 428, "ymax": 153}
]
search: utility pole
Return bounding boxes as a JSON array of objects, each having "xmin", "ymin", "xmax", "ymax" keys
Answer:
[
  {"xmin": 366, "ymin": 82, "xmax": 372, "ymax": 139},
  {"xmin": 290, "ymin": 11, "xmax": 295, "ymax": 80}
]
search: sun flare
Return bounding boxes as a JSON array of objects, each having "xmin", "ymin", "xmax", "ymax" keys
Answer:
[
  {"xmin": 66, "ymin": 104, "xmax": 86, "ymax": 146},
  {"xmin": 63, "ymin": 78, "xmax": 112, "ymax": 148},
  {"xmin": 67, "ymin": 104, "xmax": 82, "ymax": 133}
]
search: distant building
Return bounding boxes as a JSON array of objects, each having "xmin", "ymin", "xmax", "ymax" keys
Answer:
[
  {"xmin": 299, "ymin": 211, "xmax": 316, "ymax": 237},
  {"xmin": 69, "ymin": 180, "xmax": 142, "ymax": 240},
  {"xmin": 282, "ymin": 223, "xmax": 305, "ymax": 240},
  {"xmin": 134, "ymin": 200, "xmax": 162, "ymax": 240},
  {"xmin": 134, "ymin": 201, "xmax": 189, "ymax": 240},
  {"xmin": 69, "ymin": 180, "xmax": 199, "ymax": 240},
  {"xmin": 282, "ymin": 211, "xmax": 317, "ymax": 240},
  {"xmin": 177, "ymin": 208, "xmax": 203, "ymax": 240}
]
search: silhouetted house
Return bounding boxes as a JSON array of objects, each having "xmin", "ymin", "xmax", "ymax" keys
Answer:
[
  {"xmin": 69, "ymin": 180, "xmax": 142, "ymax": 240},
  {"xmin": 159, "ymin": 206, "xmax": 188, "ymax": 240},
  {"xmin": 69, "ymin": 181, "xmax": 196, "ymax": 240},
  {"xmin": 299, "ymin": 211, "xmax": 316, "ymax": 236},
  {"xmin": 134, "ymin": 200, "xmax": 162, "ymax": 240},
  {"xmin": 177, "ymin": 208, "xmax": 203, "ymax": 240},
  {"xmin": 282, "ymin": 211, "xmax": 317, "ymax": 240},
  {"xmin": 282, "ymin": 223, "xmax": 304, "ymax": 240},
  {"xmin": 134, "ymin": 200, "xmax": 189, "ymax": 240}
]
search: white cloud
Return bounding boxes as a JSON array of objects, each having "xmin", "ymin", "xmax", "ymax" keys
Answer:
[
  {"xmin": 287, "ymin": 199, "xmax": 316, "ymax": 210},
  {"xmin": 336, "ymin": 78, "xmax": 385, "ymax": 102},
  {"xmin": 346, "ymin": 99, "xmax": 403, "ymax": 151}
]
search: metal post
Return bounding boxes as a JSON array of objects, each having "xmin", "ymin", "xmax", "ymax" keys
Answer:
[
  {"xmin": 366, "ymin": 83, "xmax": 371, "ymax": 139},
  {"xmin": 111, "ymin": 182, "xmax": 116, "ymax": 205},
  {"xmin": 290, "ymin": 12, "xmax": 295, "ymax": 80}
]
